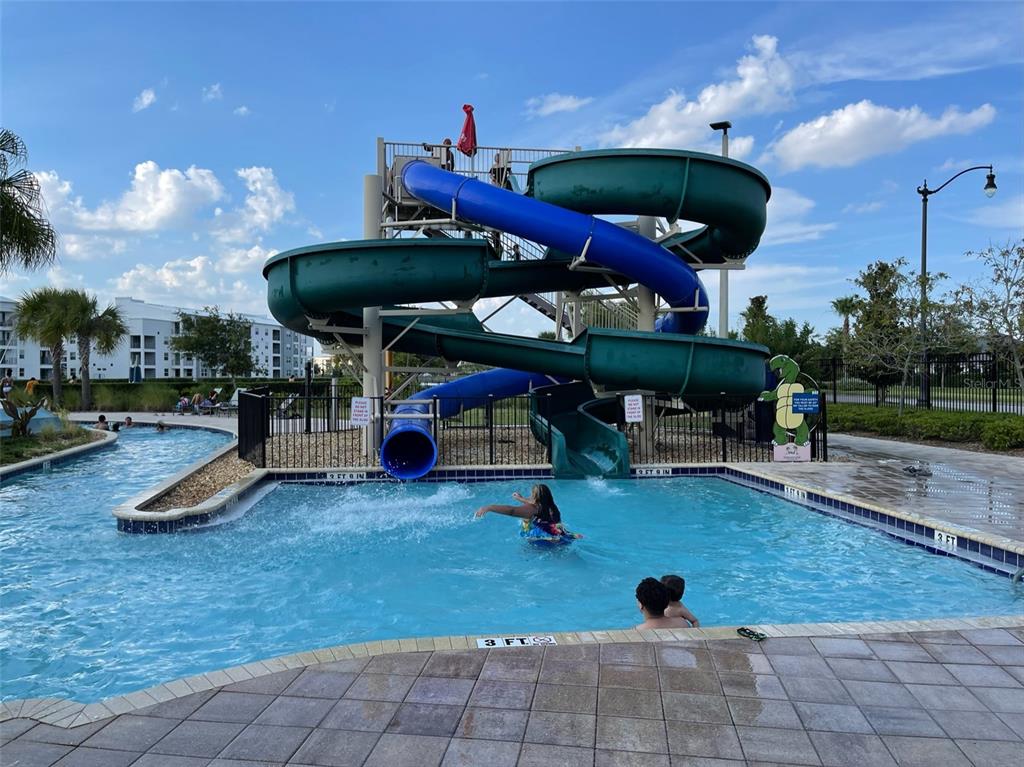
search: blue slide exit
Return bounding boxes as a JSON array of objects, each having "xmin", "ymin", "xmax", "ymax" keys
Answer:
[{"xmin": 379, "ymin": 161, "xmax": 710, "ymax": 480}]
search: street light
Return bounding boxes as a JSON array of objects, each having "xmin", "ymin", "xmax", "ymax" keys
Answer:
[{"xmin": 915, "ymin": 164, "xmax": 996, "ymax": 408}]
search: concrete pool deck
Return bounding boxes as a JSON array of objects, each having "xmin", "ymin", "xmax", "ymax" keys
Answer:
[{"xmin": 2, "ymin": 617, "xmax": 1022, "ymax": 766}]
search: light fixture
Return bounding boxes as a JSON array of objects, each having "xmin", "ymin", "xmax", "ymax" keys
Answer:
[{"xmin": 984, "ymin": 171, "xmax": 997, "ymax": 198}]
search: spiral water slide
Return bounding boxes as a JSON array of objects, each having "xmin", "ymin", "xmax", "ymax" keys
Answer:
[{"xmin": 263, "ymin": 149, "xmax": 772, "ymax": 479}]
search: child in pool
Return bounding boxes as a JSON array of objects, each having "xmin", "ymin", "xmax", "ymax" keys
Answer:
[
  {"xmin": 474, "ymin": 484, "xmax": 581, "ymax": 540},
  {"xmin": 661, "ymin": 574, "xmax": 700, "ymax": 627},
  {"xmin": 635, "ymin": 577, "xmax": 688, "ymax": 631}
]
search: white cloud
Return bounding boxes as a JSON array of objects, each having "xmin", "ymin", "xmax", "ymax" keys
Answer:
[
  {"xmin": 600, "ymin": 36, "xmax": 793, "ymax": 153},
  {"xmin": 217, "ymin": 245, "xmax": 277, "ymax": 274},
  {"xmin": 202, "ymin": 83, "xmax": 223, "ymax": 102},
  {"xmin": 767, "ymin": 100, "xmax": 996, "ymax": 172},
  {"xmin": 761, "ymin": 187, "xmax": 836, "ymax": 246},
  {"xmin": 842, "ymin": 200, "xmax": 884, "ymax": 215},
  {"xmin": 525, "ymin": 93, "xmax": 594, "ymax": 118},
  {"xmin": 132, "ymin": 88, "xmax": 156, "ymax": 112},
  {"xmin": 61, "ymin": 234, "xmax": 129, "ymax": 261},
  {"xmin": 964, "ymin": 194, "xmax": 1024, "ymax": 230},
  {"xmin": 214, "ymin": 167, "xmax": 295, "ymax": 243},
  {"xmin": 39, "ymin": 162, "xmax": 224, "ymax": 232},
  {"xmin": 112, "ymin": 256, "xmax": 267, "ymax": 315},
  {"xmin": 233, "ymin": 105, "xmax": 250, "ymax": 117},
  {"xmin": 45, "ymin": 264, "xmax": 86, "ymax": 289}
]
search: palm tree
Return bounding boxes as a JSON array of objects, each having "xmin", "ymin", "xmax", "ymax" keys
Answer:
[
  {"xmin": 14, "ymin": 288, "xmax": 77, "ymax": 405},
  {"xmin": 67, "ymin": 291, "xmax": 128, "ymax": 410},
  {"xmin": 831, "ymin": 295, "xmax": 861, "ymax": 346},
  {"xmin": 1, "ymin": 129, "xmax": 58, "ymax": 274}
]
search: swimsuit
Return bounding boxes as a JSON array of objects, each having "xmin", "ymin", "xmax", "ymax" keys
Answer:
[{"xmin": 520, "ymin": 518, "xmax": 583, "ymax": 546}]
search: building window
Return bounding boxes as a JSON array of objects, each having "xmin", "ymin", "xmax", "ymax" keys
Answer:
[
  {"xmin": 164, "ymin": 352, "xmax": 169, "ymax": 361},
  {"xmin": 163, "ymin": 369, "xmax": 169, "ymax": 376},
  {"xmin": 144, "ymin": 336, "xmax": 156, "ymax": 350},
  {"xmin": 130, "ymin": 335, "xmax": 141, "ymax": 348},
  {"xmin": 144, "ymin": 352, "xmax": 156, "ymax": 365}
]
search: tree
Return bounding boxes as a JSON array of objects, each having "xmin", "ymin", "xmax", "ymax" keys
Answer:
[
  {"xmin": 830, "ymin": 295, "xmax": 861, "ymax": 348},
  {"xmin": 14, "ymin": 288, "xmax": 77, "ymax": 405},
  {"xmin": 952, "ymin": 240, "xmax": 1024, "ymax": 391},
  {"xmin": 170, "ymin": 307, "xmax": 258, "ymax": 382},
  {"xmin": 1, "ymin": 129, "xmax": 57, "ymax": 274},
  {"xmin": 537, "ymin": 330, "xmax": 556, "ymax": 340},
  {"xmin": 66, "ymin": 291, "xmax": 128, "ymax": 410},
  {"xmin": 740, "ymin": 295, "xmax": 822, "ymax": 377},
  {"xmin": 846, "ymin": 258, "xmax": 968, "ymax": 413}
]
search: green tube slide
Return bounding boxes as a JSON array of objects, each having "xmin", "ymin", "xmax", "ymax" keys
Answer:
[{"xmin": 263, "ymin": 149, "xmax": 772, "ymax": 476}]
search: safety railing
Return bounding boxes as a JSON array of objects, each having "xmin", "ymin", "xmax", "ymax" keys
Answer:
[{"xmin": 814, "ymin": 353, "xmax": 1023, "ymax": 414}]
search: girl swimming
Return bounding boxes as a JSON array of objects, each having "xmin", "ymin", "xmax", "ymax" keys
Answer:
[{"xmin": 475, "ymin": 484, "xmax": 582, "ymax": 544}]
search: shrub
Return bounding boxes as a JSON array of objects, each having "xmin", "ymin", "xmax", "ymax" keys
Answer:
[
  {"xmin": 829, "ymin": 404, "xmax": 1024, "ymax": 450},
  {"xmin": 981, "ymin": 419, "xmax": 1024, "ymax": 451}
]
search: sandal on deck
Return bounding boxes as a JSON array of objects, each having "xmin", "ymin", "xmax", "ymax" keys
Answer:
[{"xmin": 736, "ymin": 627, "xmax": 768, "ymax": 642}]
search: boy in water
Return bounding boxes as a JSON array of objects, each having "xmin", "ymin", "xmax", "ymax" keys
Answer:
[
  {"xmin": 634, "ymin": 577, "xmax": 688, "ymax": 631},
  {"xmin": 661, "ymin": 574, "xmax": 700, "ymax": 627}
]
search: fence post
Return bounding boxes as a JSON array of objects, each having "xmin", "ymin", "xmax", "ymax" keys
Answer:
[
  {"xmin": 832, "ymin": 358, "xmax": 838, "ymax": 405},
  {"xmin": 546, "ymin": 393, "xmax": 553, "ymax": 463},
  {"xmin": 260, "ymin": 393, "xmax": 268, "ymax": 468},
  {"xmin": 719, "ymin": 407, "xmax": 728, "ymax": 462},
  {"xmin": 992, "ymin": 378, "xmax": 998, "ymax": 414},
  {"xmin": 819, "ymin": 391, "xmax": 828, "ymax": 462},
  {"xmin": 488, "ymin": 395, "xmax": 495, "ymax": 465},
  {"xmin": 432, "ymin": 396, "xmax": 440, "ymax": 464},
  {"xmin": 303, "ymin": 360, "xmax": 312, "ymax": 434}
]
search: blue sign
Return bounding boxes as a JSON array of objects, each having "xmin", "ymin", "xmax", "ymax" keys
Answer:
[{"xmin": 791, "ymin": 392, "xmax": 820, "ymax": 414}]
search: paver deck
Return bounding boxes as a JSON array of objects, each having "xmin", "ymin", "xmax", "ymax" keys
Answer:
[
  {"xmin": 749, "ymin": 434, "xmax": 1024, "ymax": 544},
  {"xmin": 3, "ymin": 625, "xmax": 1022, "ymax": 766}
]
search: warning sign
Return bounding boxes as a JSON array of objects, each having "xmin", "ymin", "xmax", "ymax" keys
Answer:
[
  {"xmin": 624, "ymin": 394, "xmax": 644, "ymax": 423},
  {"xmin": 350, "ymin": 397, "xmax": 372, "ymax": 426}
]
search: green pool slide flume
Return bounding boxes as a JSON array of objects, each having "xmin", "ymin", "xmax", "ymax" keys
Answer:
[{"xmin": 263, "ymin": 149, "xmax": 772, "ymax": 478}]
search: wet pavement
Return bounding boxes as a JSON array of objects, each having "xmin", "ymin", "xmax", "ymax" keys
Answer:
[
  {"xmin": 3, "ymin": 625, "xmax": 1022, "ymax": 766},
  {"xmin": 750, "ymin": 434, "xmax": 1024, "ymax": 545}
]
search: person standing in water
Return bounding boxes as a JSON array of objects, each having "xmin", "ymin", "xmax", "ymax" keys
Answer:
[{"xmin": 475, "ymin": 483, "xmax": 582, "ymax": 543}]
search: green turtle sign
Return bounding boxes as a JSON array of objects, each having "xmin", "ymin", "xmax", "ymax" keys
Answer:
[{"xmin": 758, "ymin": 354, "xmax": 819, "ymax": 462}]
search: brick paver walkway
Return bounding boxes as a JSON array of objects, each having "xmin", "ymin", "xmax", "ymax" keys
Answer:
[{"xmin": 3, "ymin": 626, "xmax": 1022, "ymax": 766}]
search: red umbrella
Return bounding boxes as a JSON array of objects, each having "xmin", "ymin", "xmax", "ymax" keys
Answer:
[{"xmin": 457, "ymin": 104, "xmax": 477, "ymax": 157}]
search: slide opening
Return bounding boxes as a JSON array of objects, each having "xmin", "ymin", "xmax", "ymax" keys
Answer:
[{"xmin": 380, "ymin": 424, "xmax": 438, "ymax": 480}]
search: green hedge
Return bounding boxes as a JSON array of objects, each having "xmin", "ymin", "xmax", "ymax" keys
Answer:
[{"xmin": 829, "ymin": 404, "xmax": 1024, "ymax": 451}]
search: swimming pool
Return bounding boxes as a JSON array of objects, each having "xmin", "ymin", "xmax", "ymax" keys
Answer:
[
  {"xmin": 2, "ymin": 474, "xmax": 1021, "ymax": 703},
  {"xmin": 0, "ymin": 426, "xmax": 231, "ymax": 702}
]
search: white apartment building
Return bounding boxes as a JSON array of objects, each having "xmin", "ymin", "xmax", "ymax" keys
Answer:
[{"xmin": 0, "ymin": 296, "xmax": 312, "ymax": 381}]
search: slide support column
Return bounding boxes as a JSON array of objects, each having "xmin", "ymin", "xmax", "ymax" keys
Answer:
[
  {"xmin": 719, "ymin": 270, "xmax": 729, "ymax": 338},
  {"xmin": 363, "ymin": 173, "xmax": 383, "ymax": 457},
  {"xmin": 636, "ymin": 216, "xmax": 657, "ymax": 332}
]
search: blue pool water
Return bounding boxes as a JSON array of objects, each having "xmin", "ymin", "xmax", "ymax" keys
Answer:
[{"xmin": 2, "ymin": 475, "xmax": 1022, "ymax": 703}]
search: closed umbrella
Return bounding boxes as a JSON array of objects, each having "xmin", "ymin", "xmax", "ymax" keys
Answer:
[{"xmin": 457, "ymin": 104, "xmax": 477, "ymax": 157}]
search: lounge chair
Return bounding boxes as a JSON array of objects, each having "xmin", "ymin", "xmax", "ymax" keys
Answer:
[{"xmin": 216, "ymin": 388, "xmax": 244, "ymax": 416}]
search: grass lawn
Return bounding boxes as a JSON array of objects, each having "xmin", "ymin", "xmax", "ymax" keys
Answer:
[{"xmin": 0, "ymin": 427, "xmax": 102, "ymax": 466}]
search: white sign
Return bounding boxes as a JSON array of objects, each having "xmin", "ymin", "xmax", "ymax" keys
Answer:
[
  {"xmin": 933, "ymin": 530, "xmax": 958, "ymax": 552},
  {"xmin": 624, "ymin": 394, "xmax": 644, "ymax": 423},
  {"xmin": 476, "ymin": 635, "xmax": 557, "ymax": 648},
  {"xmin": 635, "ymin": 467, "xmax": 671, "ymax": 477},
  {"xmin": 773, "ymin": 443, "xmax": 811, "ymax": 462},
  {"xmin": 326, "ymin": 472, "xmax": 367, "ymax": 482},
  {"xmin": 783, "ymin": 485, "xmax": 808, "ymax": 501},
  {"xmin": 350, "ymin": 397, "xmax": 371, "ymax": 426}
]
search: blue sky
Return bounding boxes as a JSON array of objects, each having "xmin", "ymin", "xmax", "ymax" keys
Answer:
[{"xmin": 2, "ymin": 1, "xmax": 1022, "ymax": 339}]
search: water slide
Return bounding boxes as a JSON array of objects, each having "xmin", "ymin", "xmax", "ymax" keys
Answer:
[{"xmin": 263, "ymin": 149, "xmax": 772, "ymax": 479}]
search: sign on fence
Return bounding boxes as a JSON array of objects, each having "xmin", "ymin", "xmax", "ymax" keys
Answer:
[
  {"xmin": 791, "ymin": 392, "xmax": 820, "ymax": 414},
  {"xmin": 774, "ymin": 443, "xmax": 811, "ymax": 462},
  {"xmin": 624, "ymin": 394, "xmax": 644, "ymax": 423},
  {"xmin": 350, "ymin": 397, "xmax": 371, "ymax": 426}
]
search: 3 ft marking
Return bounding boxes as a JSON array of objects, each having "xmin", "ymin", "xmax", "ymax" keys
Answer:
[
  {"xmin": 635, "ymin": 468, "xmax": 671, "ymax": 477},
  {"xmin": 784, "ymin": 486, "xmax": 807, "ymax": 501},
  {"xmin": 326, "ymin": 472, "xmax": 367, "ymax": 482},
  {"xmin": 933, "ymin": 530, "xmax": 958, "ymax": 552},
  {"xmin": 476, "ymin": 635, "xmax": 557, "ymax": 648}
]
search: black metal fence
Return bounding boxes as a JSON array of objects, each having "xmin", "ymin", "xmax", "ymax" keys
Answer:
[
  {"xmin": 620, "ymin": 395, "xmax": 826, "ymax": 464},
  {"xmin": 238, "ymin": 388, "xmax": 828, "ymax": 469},
  {"xmin": 816, "ymin": 353, "xmax": 1023, "ymax": 415}
]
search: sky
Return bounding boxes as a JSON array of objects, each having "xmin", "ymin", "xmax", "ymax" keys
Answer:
[{"xmin": 2, "ymin": 1, "xmax": 1022, "ymax": 340}]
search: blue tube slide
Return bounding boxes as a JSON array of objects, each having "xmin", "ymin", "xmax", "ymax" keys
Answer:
[
  {"xmin": 401, "ymin": 161, "xmax": 709, "ymax": 334},
  {"xmin": 380, "ymin": 160, "xmax": 710, "ymax": 480},
  {"xmin": 381, "ymin": 369, "xmax": 557, "ymax": 479}
]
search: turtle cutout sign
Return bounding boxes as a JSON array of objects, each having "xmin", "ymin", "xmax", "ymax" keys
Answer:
[{"xmin": 758, "ymin": 354, "xmax": 820, "ymax": 462}]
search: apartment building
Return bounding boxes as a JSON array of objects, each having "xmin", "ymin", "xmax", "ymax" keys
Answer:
[{"xmin": 0, "ymin": 296, "xmax": 311, "ymax": 381}]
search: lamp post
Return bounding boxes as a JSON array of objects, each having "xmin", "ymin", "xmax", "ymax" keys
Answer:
[{"xmin": 915, "ymin": 165, "xmax": 996, "ymax": 408}]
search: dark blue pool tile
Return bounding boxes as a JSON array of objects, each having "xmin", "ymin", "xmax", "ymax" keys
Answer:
[{"xmin": 980, "ymin": 543, "xmax": 992, "ymax": 558}]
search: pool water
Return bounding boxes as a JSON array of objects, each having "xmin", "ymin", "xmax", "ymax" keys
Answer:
[
  {"xmin": 0, "ymin": 426, "xmax": 231, "ymax": 701},
  {"xmin": 3, "ymin": 475, "xmax": 1022, "ymax": 703}
]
